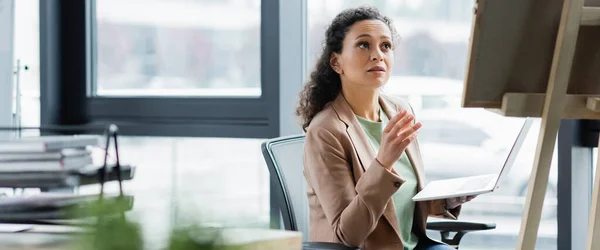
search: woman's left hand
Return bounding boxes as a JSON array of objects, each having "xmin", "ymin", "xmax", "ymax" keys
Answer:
[{"xmin": 445, "ymin": 195, "xmax": 477, "ymax": 210}]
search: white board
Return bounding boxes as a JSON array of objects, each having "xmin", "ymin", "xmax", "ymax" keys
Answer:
[{"xmin": 0, "ymin": 0, "xmax": 14, "ymax": 135}]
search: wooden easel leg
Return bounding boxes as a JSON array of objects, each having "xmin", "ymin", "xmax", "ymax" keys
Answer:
[
  {"xmin": 586, "ymin": 137, "xmax": 600, "ymax": 250},
  {"xmin": 516, "ymin": 0, "xmax": 585, "ymax": 249}
]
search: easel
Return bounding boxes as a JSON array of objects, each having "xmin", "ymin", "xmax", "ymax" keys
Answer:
[{"xmin": 462, "ymin": 0, "xmax": 600, "ymax": 249}]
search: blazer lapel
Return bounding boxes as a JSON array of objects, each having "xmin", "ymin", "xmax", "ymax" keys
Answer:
[
  {"xmin": 406, "ymin": 141, "xmax": 426, "ymax": 190},
  {"xmin": 331, "ymin": 95, "xmax": 375, "ymax": 173},
  {"xmin": 380, "ymin": 96, "xmax": 426, "ymax": 190},
  {"xmin": 331, "ymin": 94, "xmax": 402, "ymax": 237}
]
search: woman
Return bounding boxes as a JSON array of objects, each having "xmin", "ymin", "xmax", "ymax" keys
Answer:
[{"xmin": 296, "ymin": 6, "xmax": 475, "ymax": 250}]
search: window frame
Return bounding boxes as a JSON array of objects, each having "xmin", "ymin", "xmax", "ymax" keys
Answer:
[
  {"xmin": 41, "ymin": 0, "xmax": 280, "ymax": 138},
  {"xmin": 557, "ymin": 119, "xmax": 596, "ymax": 250},
  {"xmin": 87, "ymin": 0, "xmax": 280, "ymax": 138}
]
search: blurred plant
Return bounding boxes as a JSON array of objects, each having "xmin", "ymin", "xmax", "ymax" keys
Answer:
[
  {"xmin": 68, "ymin": 196, "xmax": 143, "ymax": 250},
  {"xmin": 76, "ymin": 216, "xmax": 144, "ymax": 250},
  {"xmin": 167, "ymin": 225, "xmax": 223, "ymax": 250},
  {"xmin": 67, "ymin": 195, "xmax": 235, "ymax": 250}
]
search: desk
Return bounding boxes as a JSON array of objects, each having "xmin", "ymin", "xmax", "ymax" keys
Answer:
[
  {"xmin": 0, "ymin": 135, "xmax": 283, "ymax": 249},
  {"xmin": 0, "ymin": 225, "xmax": 82, "ymax": 250},
  {"xmin": 0, "ymin": 225, "xmax": 302, "ymax": 250}
]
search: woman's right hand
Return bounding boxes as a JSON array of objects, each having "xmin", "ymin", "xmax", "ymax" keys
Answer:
[{"xmin": 376, "ymin": 110, "xmax": 422, "ymax": 170}]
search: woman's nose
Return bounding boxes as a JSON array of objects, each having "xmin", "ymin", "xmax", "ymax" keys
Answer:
[{"xmin": 371, "ymin": 50, "xmax": 384, "ymax": 61}]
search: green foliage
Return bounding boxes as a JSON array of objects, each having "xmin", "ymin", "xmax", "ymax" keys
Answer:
[
  {"xmin": 69, "ymin": 197, "xmax": 143, "ymax": 250},
  {"xmin": 167, "ymin": 225, "xmax": 223, "ymax": 250},
  {"xmin": 67, "ymin": 196, "xmax": 233, "ymax": 250},
  {"xmin": 73, "ymin": 216, "xmax": 144, "ymax": 250}
]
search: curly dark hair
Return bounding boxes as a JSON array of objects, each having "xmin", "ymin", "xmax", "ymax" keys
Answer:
[{"xmin": 296, "ymin": 5, "xmax": 399, "ymax": 131}]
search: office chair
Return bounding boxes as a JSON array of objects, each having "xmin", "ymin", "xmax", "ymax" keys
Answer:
[{"xmin": 261, "ymin": 135, "xmax": 496, "ymax": 250}]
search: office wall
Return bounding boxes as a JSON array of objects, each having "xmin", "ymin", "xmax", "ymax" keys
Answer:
[{"xmin": 0, "ymin": 0, "xmax": 14, "ymax": 133}]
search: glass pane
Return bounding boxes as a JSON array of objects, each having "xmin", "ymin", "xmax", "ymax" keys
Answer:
[
  {"xmin": 421, "ymin": 95, "xmax": 450, "ymax": 109},
  {"xmin": 79, "ymin": 136, "xmax": 269, "ymax": 248},
  {"xmin": 306, "ymin": 1, "xmax": 557, "ymax": 249},
  {"xmin": 13, "ymin": 0, "xmax": 40, "ymax": 137},
  {"xmin": 594, "ymin": 147, "xmax": 598, "ymax": 181},
  {"xmin": 0, "ymin": 0, "xmax": 40, "ymax": 196},
  {"xmin": 95, "ymin": 0, "xmax": 261, "ymax": 97}
]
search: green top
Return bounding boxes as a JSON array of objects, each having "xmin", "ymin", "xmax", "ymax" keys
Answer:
[{"xmin": 355, "ymin": 108, "xmax": 419, "ymax": 250}]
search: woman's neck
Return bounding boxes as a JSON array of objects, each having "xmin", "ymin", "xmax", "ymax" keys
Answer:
[{"xmin": 342, "ymin": 85, "xmax": 380, "ymax": 122}]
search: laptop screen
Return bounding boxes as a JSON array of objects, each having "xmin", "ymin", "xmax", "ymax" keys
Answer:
[{"xmin": 494, "ymin": 117, "xmax": 535, "ymax": 187}]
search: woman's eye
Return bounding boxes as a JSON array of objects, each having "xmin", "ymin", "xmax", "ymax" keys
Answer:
[
  {"xmin": 358, "ymin": 42, "xmax": 368, "ymax": 49},
  {"xmin": 383, "ymin": 43, "xmax": 392, "ymax": 50}
]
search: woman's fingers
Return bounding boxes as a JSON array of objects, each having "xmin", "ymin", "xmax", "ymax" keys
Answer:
[
  {"xmin": 384, "ymin": 110, "xmax": 407, "ymax": 133},
  {"xmin": 395, "ymin": 122, "xmax": 421, "ymax": 142},
  {"xmin": 389, "ymin": 113, "xmax": 413, "ymax": 137},
  {"xmin": 392, "ymin": 132, "xmax": 417, "ymax": 151},
  {"xmin": 457, "ymin": 196, "xmax": 476, "ymax": 203},
  {"xmin": 448, "ymin": 196, "xmax": 476, "ymax": 208},
  {"xmin": 390, "ymin": 116, "xmax": 417, "ymax": 140}
]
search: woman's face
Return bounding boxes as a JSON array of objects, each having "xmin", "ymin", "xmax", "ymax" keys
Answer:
[{"xmin": 331, "ymin": 19, "xmax": 394, "ymax": 90}]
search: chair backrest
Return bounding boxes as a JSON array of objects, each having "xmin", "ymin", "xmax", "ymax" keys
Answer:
[{"xmin": 261, "ymin": 134, "xmax": 310, "ymax": 240}]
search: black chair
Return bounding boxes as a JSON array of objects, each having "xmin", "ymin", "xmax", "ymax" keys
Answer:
[{"xmin": 261, "ymin": 135, "xmax": 495, "ymax": 250}]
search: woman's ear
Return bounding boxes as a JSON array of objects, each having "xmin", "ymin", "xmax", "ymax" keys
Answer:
[{"xmin": 330, "ymin": 53, "xmax": 343, "ymax": 75}]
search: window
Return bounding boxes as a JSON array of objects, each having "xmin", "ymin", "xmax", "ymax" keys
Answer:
[
  {"xmin": 421, "ymin": 95, "xmax": 450, "ymax": 109},
  {"xmin": 35, "ymin": 0, "xmax": 282, "ymax": 138},
  {"xmin": 36, "ymin": 2, "xmax": 279, "ymax": 247},
  {"xmin": 594, "ymin": 147, "xmax": 598, "ymax": 180},
  {"xmin": 417, "ymin": 119, "xmax": 490, "ymax": 146},
  {"xmin": 0, "ymin": 0, "xmax": 17, "ymax": 132},
  {"xmin": 94, "ymin": 0, "xmax": 261, "ymax": 97},
  {"xmin": 306, "ymin": 1, "xmax": 557, "ymax": 249},
  {"xmin": 12, "ymin": 0, "xmax": 40, "ymax": 138}
]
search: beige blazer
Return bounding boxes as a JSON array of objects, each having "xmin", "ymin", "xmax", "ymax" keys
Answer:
[{"xmin": 302, "ymin": 93, "xmax": 461, "ymax": 250}]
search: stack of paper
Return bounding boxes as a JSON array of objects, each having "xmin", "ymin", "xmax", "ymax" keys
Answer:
[
  {"xmin": 0, "ymin": 135, "xmax": 100, "ymax": 172},
  {"xmin": 0, "ymin": 192, "xmax": 134, "ymax": 221}
]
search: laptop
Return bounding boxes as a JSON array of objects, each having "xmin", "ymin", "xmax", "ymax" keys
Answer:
[{"xmin": 412, "ymin": 117, "xmax": 534, "ymax": 202}]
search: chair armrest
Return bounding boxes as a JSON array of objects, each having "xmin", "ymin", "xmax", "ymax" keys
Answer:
[
  {"xmin": 426, "ymin": 220, "xmax": 496, "ymax": 233},
  {"xmin": 302, "ymin": 242, "xmax": 361, "ymax": 250},
  {"xmin": 426, "ymin": 220, "xmax": 496, "ymax": 247}
]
